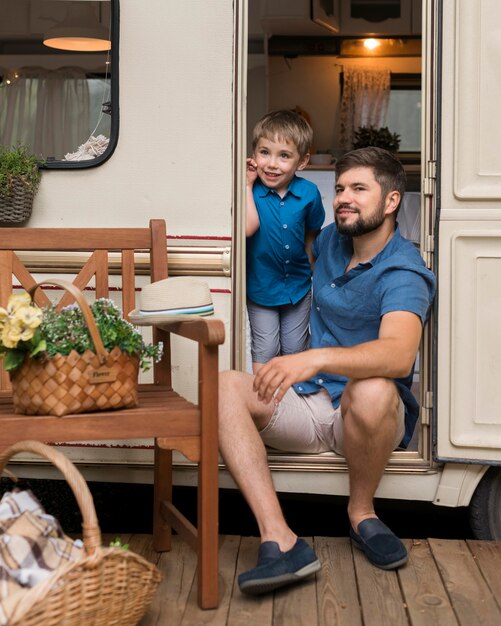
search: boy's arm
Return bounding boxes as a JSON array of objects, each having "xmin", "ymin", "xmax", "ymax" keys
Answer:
[
  {"xmin": 305, "ymin": 228, "xmax": 320, "ymax": 270},
  {"xmin": 253, "ymin": 310, "xmax": 422, "ymax": 403},
  {"xmin": 246, "ymin": 158, "xmax": 260, "ymax": 237}
]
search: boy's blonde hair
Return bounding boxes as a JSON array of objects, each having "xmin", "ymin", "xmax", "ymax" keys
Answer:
[{"xmin": 252, "ymin": 110, "xmax": 313, "ymax": 158}]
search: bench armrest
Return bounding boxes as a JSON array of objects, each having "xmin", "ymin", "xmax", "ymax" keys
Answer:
[{"xmin": 153, "ymin": 318, "xmax": 225, "ymax": 346}]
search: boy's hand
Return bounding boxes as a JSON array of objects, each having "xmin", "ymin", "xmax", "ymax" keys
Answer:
[{"xmin": 246, "ymin": 157, "xmax": 258, "ymax": 186}]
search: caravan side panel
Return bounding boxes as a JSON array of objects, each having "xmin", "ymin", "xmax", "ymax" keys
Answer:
[{"xmin": 437, "ymin": 0, "xmax": 501, "ymax": 461}]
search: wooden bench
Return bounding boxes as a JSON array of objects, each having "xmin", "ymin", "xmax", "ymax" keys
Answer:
[{"xmin": 0, "ymin": 219, "xmax": 224, "ymax": 609}]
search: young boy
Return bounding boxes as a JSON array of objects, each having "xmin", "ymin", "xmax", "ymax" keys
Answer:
[{"xmin": 246, "ymin": 110, "xmax": 325, "ymax": 374}]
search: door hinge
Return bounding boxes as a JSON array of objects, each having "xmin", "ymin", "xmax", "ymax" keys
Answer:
[
  {"xmin": 423, "ymin": 235, "xmax": 434, "ymax": 269},
  {"xmin": 421, "ymin": 391, "xmax": 434, "ymax": 426},
  {"xmin": 424, "ymin": 235, "xmax": 434, "ymax": 253},
  {"xmin": 423, "ymin": 160, "xmax": 436, "ymax": 197}
]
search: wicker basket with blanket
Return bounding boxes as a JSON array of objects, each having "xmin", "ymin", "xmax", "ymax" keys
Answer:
[{"xmin": 0, "ymin": 440, "xmax": 161, "ymax": 626}]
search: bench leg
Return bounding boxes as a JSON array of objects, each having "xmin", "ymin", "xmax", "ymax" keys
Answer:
[
  {"xmin": 197, "ymin": 435, "xmax": 219, "ymax": 608},
  {"xmin": 153, "ymin": 443, "xmax": 172, "ymax": 552}
]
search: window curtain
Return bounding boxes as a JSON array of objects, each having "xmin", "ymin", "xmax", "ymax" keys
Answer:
[
  {"xmin": 0, "ymin": 67, "xmax": 90, "ymax": 160},
  {"xmin": 339, "ymin": 68, "xmax": 391, "ymax": 151}
]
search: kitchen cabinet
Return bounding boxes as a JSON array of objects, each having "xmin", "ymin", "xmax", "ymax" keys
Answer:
[
  {"xmin": 260, "ymin": 0, "xmax": 339, "ymax": 36},
  {"xmin": 340, "ymin": 0, "xmax": 420, "ymax": 36}
]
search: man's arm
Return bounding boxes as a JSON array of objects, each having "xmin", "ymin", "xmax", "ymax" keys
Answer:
[{"xmin": 253, "ymin": 310, "xmax": 422, "ymax": 403}]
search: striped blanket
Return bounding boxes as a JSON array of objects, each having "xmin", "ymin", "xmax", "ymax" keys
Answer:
[{"xmin": 0, "ymin": 489, "xmax": 83, "ymax": 625}]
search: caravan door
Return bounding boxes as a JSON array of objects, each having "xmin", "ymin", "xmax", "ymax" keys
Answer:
[{"xmin": 436, "ymin": 0, "xmax": 501, "ymax": 462}]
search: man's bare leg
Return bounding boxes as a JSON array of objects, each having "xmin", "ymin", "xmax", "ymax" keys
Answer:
[
  {"xmin": 341, "ymin": 377, "xmax": 401, "ymax": 531},
  {"xmin": 218, "ymin": 369, "xmax": 296, "ymax": 551}
]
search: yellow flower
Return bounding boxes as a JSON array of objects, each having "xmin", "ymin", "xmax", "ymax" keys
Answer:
[
  {"xmin": 6, "ymin": 292, "xmax": 31, "ymax": 314},
  {"xmin": 15, "ymin": 306, "xmax": 43, "ymax": 329},
  {"xmin": 2, "ymin": 322, "xmax": 22, "ymax": 349}
]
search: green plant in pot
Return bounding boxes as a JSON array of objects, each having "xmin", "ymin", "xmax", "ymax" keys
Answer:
[
  {"xmin": 0, "ymin": 144, "xmax": 44, "ymax": 223},
  {"xmin": 352, "ymin": 126, "xmax": 401, "ymax": 153}
]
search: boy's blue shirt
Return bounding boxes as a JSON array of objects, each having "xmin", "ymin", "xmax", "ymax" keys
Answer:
[
  {"xmin": 246, "ymin": 175, "xmax": 325, "ymax": 306},
  {"xmin": 292, "ymin": 223, "xmax": 437, "ymax": 448}
]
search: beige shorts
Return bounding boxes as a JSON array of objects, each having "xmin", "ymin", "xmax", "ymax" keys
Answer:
[{"xmin": 259, "ymin": 387, "xmax": 405, "ymax": 455}]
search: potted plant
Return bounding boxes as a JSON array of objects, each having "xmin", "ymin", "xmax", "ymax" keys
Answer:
[
  {"xmin": 0, "ymin": 288, "xmax": 163, "ymax": 416},
  {"xmin": 352, "ymin": 126, "xmax": 401, "ymax": 153},
  {"xmin": 0, "ymin": 144, "xmax": 44, "ymax": 223},
  {"xmin": 0, "ymin": 292, "xmax": 162, "ymax": 372}
]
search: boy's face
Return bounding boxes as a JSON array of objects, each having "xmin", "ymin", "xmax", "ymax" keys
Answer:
[{"xmin": 253, "ymin": 135, "xmax": 309, "ymax": 196}]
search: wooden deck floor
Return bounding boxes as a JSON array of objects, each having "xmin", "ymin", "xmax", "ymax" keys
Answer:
[{"xmin": 117, "ymin": 534, "xmax": 501, "ymax": 625}]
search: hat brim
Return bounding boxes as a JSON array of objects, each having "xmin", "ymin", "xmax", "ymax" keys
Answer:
[{"xmin": 128, "ymin": 309, "xmax": 214, "ymax": 326}]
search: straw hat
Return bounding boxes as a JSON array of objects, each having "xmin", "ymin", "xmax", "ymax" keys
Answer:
[{"xmin": 128, "ymin": 277, "xmax": 214, "ymax": 325}]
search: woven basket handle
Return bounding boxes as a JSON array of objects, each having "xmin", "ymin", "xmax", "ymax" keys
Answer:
[
  {"xmin": 29, "ymin": 278, "xmax": 108, "ymax": 365},
  {"xmin": 0, "ymin": 440, "xmax": 101, "ymax": 555}
]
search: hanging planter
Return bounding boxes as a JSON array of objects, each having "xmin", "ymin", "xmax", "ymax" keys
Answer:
[{"xmin": 0, "ymin": 144, "xmax": 43, "ymax": 223}]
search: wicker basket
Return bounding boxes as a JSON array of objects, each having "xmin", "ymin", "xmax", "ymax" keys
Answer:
[
  {"xmin": 0, "ymin": 179, "xmax": 34, "ymax": 223},
  {"xmin": 0, "ymin": 440, "xmax": 162, "ymax": 626},
  {"xmin": 10, "ymin": 279, "xmax": 139, "ymax": 417}
]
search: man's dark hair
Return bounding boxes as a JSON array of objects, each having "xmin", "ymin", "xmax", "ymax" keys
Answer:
[{"xmin": 335, "ymin": 147, "xmax": 406, "ymax": 214}]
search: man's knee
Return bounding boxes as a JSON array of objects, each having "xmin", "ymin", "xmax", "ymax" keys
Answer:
[
  {"xmin": 342, "ymin": 378, "xmax": 400, "ymax": 429},
  {"xmin": 219, "ymin": 369, "xmax": 250, "ymax": 404}
]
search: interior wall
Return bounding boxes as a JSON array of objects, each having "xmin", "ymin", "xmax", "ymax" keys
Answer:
[{"xmin": 267, "ymin": 55, "xmax": 421, "ymax": 153}]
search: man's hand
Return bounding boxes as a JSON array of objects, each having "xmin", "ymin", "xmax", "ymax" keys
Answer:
[{"xmin": 253, "ymin": 350, "xmax": 323, "ymax": 404}]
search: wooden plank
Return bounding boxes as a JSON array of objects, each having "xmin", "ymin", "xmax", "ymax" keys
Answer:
[
  {"xmin": 128, "ymin": 533, "xmax": 162, "ymax": 566},
  {"xmin": 398, "ymin": 539, "xmax": 458, "ymax": 626},
  {"xmin": 315, "ymin": 536, "xmax": 362, "ymax": 626},
  {"xmin": 138, "ymin": 535, "xmax": 198, "ymax": 626},
  {"xmin": 273, "ymin": 537, "xmax": 318, "ymax": 626},
  {"xmin": 181, "ymin": 534, "xmax": 240, "ymax": 625},
  {"xmin": 226, "ymin": 536, "xmax": 273, "ymax": 626},
  {"xmin": 467, "ymin": 540, "xmax": 501, "ymax": 610},
  {"xmin": 429, "ymin": 538, "xmax": 501, "ymax": 625},
  {"xmin": 353, "ymin": 543, "xmax": 408, "ymax": 625}
]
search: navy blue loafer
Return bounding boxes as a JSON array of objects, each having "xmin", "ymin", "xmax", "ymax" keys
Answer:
[
  {"xmin": 238, "ymin": 538, "xmax": 321, "ymax": 595},
  {"xmin": 350, "ymin": 518, "xmax": 407, "ymax": 570}
]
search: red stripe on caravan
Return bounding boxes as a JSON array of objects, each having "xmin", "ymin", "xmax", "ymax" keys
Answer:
[
  {"xmin": 13, "ymin": 285, "xmax": 232, "ymax": 294},
  {"xmin": 166, "ymin": 235, "xmax": 232, "ymax": 241}
]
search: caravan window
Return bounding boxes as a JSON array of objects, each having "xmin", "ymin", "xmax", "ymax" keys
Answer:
[
  {"xmin": 387, "ymin": 73, "xmax": 421, "ymax": 153},
  {"xmin": 0, "ymin": 0, "xmax": 119, "ymax": 168}
]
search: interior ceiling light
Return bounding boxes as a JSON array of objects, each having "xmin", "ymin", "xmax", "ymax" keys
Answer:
[
  {"xmin": 363, "ymin": 38, "xmax": 381, "ymax": 51},
  {"xmin": 43, "ymin": 3, "xmax": 111, "ymax": 52}
]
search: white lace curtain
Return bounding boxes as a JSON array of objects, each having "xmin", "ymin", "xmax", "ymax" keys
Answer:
[
  {"xmin": 339, "ymin": 68, "xmax": 391, "ymax": 151},
  {"xmin": 0, "ymin": 66, "xmax": 91, "ymax": 160}
]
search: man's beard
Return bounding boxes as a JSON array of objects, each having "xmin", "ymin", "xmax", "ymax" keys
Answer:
[{"xmin": 335, "ymin": 199, "xmax": 386, "ymax": 237}]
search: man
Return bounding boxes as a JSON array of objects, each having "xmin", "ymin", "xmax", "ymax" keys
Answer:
[{"xmin": 219, "ymin": 147, "xmax": 436, "ymax": 595}]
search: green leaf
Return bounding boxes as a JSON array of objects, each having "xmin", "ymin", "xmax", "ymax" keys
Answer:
[
  {"xmin": 30, "ymin": 339, "xmax": 46, "ymax": 357},
  {"xmin": 3, "ymin": 350, "xmax": 26, "ymax": 371}
]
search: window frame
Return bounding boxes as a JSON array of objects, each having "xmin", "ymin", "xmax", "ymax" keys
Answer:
[{"xmin": 40, "ymin": 0, "xmax": 120, "ymax": 170}]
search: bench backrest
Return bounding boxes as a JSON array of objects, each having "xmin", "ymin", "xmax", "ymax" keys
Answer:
[{"xmin": 0, "ymin": 219, "xmax": 171, "ymax": 390}]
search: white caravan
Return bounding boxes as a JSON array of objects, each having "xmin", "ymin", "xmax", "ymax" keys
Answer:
[{"xmin": 1, "ymin": 0, "xmax": 501, "ymax": 539}]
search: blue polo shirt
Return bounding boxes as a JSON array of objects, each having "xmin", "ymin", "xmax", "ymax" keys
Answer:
[
  {"xmin": 246, "ymin": 175, "xmax": 325, "ymax": 306},
  {"xmin": 293, "ymin": 224, "xmax": 436, "ymax": 447}
]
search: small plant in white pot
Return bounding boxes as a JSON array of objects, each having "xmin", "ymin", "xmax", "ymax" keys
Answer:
[{"xmin": 352, "ymin": 126, "xmax": 401, "ymax": 153}]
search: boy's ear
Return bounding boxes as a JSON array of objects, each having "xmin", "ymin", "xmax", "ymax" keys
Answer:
[{"xmin": 297, "ymin": 153, "xmax": 310, "ymax": 171}]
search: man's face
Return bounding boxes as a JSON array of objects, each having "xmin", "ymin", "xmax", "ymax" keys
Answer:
[
  {"xmin": 334, "ymin": 166, "xmax": 397, "ymax": 237},
  {"xmin": 253, "ymin": 136, "xmax": 308, "ymax": 197}
]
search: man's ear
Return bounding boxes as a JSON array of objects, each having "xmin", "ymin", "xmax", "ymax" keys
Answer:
[
  {"xmin": 297, "ymin": 153, "xmax": 310, "ymax": 171},
  {"xmin": 385, "ymin": 190, "xmax": 400, "ymax": 215}
]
